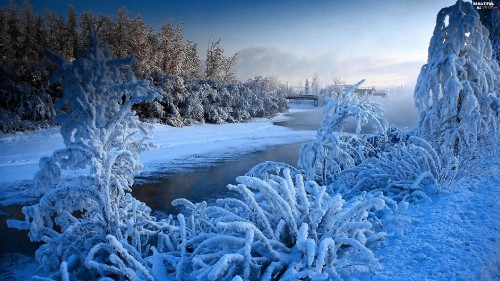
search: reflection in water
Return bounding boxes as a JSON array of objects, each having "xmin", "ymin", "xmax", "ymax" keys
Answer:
[
  {"xmin": 132, "ymin": 143, "xmax": 304, "ymax": 214},
  {"xmin": 273, "ymin": 109, "xmax": 323, "ymax": 131},
  {"xmin": 0, "ymin": 206, "xmax": 41, "ymax": 255}
]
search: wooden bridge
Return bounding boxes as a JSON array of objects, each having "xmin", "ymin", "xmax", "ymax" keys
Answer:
[
  {"xmin": 354, "ymin": 87, "xmax": 387, "ymax": 97},
  {"xmin": 285, "ymin": 94, "xmax": 319, "ymax": 106}
]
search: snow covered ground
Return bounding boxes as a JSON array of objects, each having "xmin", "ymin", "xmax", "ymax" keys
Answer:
[{"xmin": 369, "ymin": 155, "xmax": 500, "ymax": 281}]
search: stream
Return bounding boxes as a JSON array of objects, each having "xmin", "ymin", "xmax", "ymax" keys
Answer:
[{"xmin": 132, "ymin": 108, "xmax": 323, "ymax": 213}]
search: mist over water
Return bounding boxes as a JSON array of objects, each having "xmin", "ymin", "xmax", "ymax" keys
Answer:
[
  {"xmin": 280, "ymin": 85, "xmax": 419, "ymax": 133},
  {"xmin": 372, "ymin": 86, "xmax": 419, "ymax": 129}
]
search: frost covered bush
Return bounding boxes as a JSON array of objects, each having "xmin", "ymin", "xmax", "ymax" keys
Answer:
[
  {"xmin": 0, "ymin": 107, "xmax": 22, "ymax": 131},
  {"xmin": 414, "ymin": 0, "xmax": 500, "ymax": 159},
  {"xmin": 298, "ymin": 80, "xmax": 388, "ymax": 186},
  {"xmin": 298, "ymin": 79, "xmax": 455, "ymax": 204},
  {"xmin": 152, "ymin": 163, "xmax": 386, "ymax": 280},
  {"xmin": 335, "ymin": 133, "xmax": 457, "ymax": 203},
  {"xmin": 8, "ymin": 33, "xmax": 162, "ymax": 280},
  {"xmin": 138, "ymin": 73, "xmax": 288, "ymax": 127},
  {"xmin": 0, "ymin": 63, "xmax": 57, "ymax": 132}
]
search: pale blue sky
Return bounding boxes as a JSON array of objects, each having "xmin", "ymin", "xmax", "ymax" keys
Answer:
[{"xmin": 3, "ymin": 0, "xmax": 463, "ymax": 86}]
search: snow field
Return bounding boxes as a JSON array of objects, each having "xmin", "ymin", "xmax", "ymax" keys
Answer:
[{"xmin": 370, "ymin": 156, "xmax": 500, "ymax": 280}]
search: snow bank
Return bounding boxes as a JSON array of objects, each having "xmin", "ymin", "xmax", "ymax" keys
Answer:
[{"xmin": 366, "ymin": 155, "xmax": 500, "ymax": 280}]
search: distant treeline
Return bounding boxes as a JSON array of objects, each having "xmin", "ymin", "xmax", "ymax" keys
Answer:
[{"xmin": 0, "ymin": 1, "xmax": 288, "ymax": 132}]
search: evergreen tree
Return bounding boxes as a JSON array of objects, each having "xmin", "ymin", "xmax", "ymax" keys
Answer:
[
  {"xmin": 45, "ymin": 10, "xmax": 66, "ymax": 57},
  {"xmin": 6, "ymin": 2, "xmax": 20, "ymax": 62},
  {"xmin": 111, "ymin": 7, "xmax": 132, "ymax": 58},
  {"xmin": 34, "ymin": 15, "xmax": 48, "ymax": 61},
  {"xmin": 182, "ymin": 40, "xmax": 201, "ymax": 77},
  {"xmin": 94, "ymin": 14, "xmax": 114, "ymax": 50},
  {"xmin": 0, "ymin": 8, "xmax": 9, "ymax": 65},
  {"xmin": 206, "ymin": 39, "xmax": 238, "ymax": 81},
  {"xmin": 312, "ymin": 73, "xmax": 319, "ymax": 96},
  {"xmin": 66, "ymin": 5, "xmax": 78, "ymax": 59},
  {"xmin": 159, "ymin": 21, "xmax": 184, "ymax": 75},
  {"xmin": 129, "ymin": 15, "xmax": 157, "ymax": 74},
  {"xmin": 21, "ymin": 1, "xmax": 37, "ymax": 61},
  {"xmin": 79, "ymin": 11, "xmax": 95, "ymax": 49}
]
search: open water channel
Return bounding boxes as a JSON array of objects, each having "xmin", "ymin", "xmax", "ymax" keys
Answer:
[{"xmin": 132, "ymin": 108, "xmax": 323, "ymax": 214}]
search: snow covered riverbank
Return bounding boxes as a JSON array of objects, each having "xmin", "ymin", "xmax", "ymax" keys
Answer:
[{"xmin": 0, "ymin": 107, "xmax": 317, "ymax": 205}]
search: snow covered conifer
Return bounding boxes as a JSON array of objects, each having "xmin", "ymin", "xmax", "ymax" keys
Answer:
[
  {"xmin": 414, "ymin": 0, "xmax": 500, "ymax": 158},
  {"xmin": 182, "ymin": 40, "xmax": 202, "ymax": 78},
  {"xmin": 159, "ymin": 21, "xmax": 185, "ymax": 76},
  {"xmin": 312, "ymin": 74, "xmax": 319, "ymax": 96},
  {"xmin": 206, "ymin": 39, "xmax": 238, "ymax": 82},
  {"xmin": 8, "ymin": 32, "xmax": 161, "ymax": 279}
]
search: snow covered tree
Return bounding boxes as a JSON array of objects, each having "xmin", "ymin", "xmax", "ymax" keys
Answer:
[
  {"xmin": 414, "ymin": 0, "xmax": 500, "ymax": 159},
  {"xmin": 20, "ymin": 1, "xmax": 37, "ymax": 62},
  {"xmin": 159, "ymin": 21, "xmax": 185, "ymax": 76},
  {"xmin": 79, "ymin": 11, "xmax": 96, "ymax": 49},
  {"xmin": 129, "ymin": 15, "xmax": 158, "ymax": 75},
  {"xmin": 94, "ymin": 14, "xmax": 115, "ymax": 51},
  {"xmin": 336, "ymin": 131, "xmax": 456, "ymax": 204},
  {"xmin": 206, "ymin": 39, "xmax": 238, "ymax": 82},
  {"xmin": 182, "ymin": 40, "xmax": 202, "ymax": 78},
  {"xmin": 45, "ymin": 10, "xmax": 67, "ymax": 59},
  {"xmin": 34, "ymin": 15, "xmax": 48, "ymax": 61},
  {"xmin": 66, "ymin": 5, "xmax": 78, "ymax": 59},
  {"xmin": 312, "ymin": 73, "xmax": 319, "ymax": 96},
  {"xmin": 493, "ymin": 37, "xmax": 500, "ymax": 64},
  {"xmin": 0, "ymin": 8, "xmax": 10, "ymax": 65},
  {"xmin": 305, "ymin": 78, "xmax": 310, "ymax": 95},
  {"xmin": 476, "ymin": 1, "xmax": 500, "ymax": 63},
  {"xmin": 206, "ymin": 39, "xmax": 225, "ymax": 80},
  {"xmin": 5, "ymin": 2, "xmax": 20, "ymax": 63},
  {"xmin": 8, "ymin": 32, "xmax": 162, "ymax": 280},
  {"xmin": 298, "ymin": 80, "xmax": 388, "ymax": 186},
  {"xmin": 297, "ymin": 78, "xmax": 455, "ymax": 204}
]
